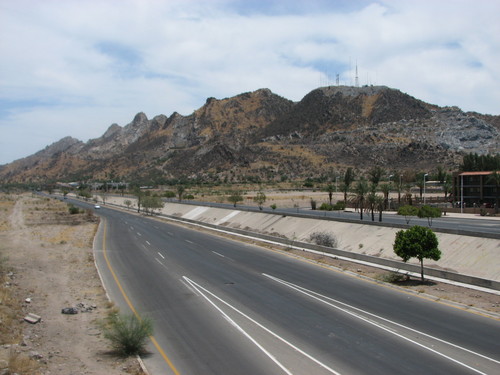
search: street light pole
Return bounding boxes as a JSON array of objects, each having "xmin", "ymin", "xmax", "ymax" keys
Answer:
[
  {"xmin": 423, "ymin": 173, "xmax": 429, "ymax": 205},
  {"xmin": 388, "ymin": 175, "xmax": 394, "ymax": 210}
]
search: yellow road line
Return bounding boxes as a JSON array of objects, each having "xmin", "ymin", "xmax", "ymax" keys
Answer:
[{"xmin": 102, "ymin": 220, "xmax": 181, "ymax": 375}]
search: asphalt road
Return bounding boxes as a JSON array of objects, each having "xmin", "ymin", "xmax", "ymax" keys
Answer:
[
  {"xmin": 88, "ymin": 202, "xmax": 500, "ymax": 375},
  {"xmin": 176, "ymin": 200, "xmax": 500, "ymax": 236}
]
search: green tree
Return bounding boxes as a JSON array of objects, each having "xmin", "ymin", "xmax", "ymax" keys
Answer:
[
  {"xmin": 133, "ymin": 187, "xmax": 144, "ymax": 213},
  {"xmin": 228, "ymin": 192, "xmax": 243, "ymax": 207},
  {"xmin": 253, "ymin": 190, "xmax": 267, "ymax": 210},
  {"xmin": 124, "ymin": 199, "xmax": 132, "ymax": 210},
  {"xmin": 353, "ymin": 178, "xmax": 369, "ymax": 220},
  {"xmin": 418, "ymin": 205, "xmax": 442, "ymax": 227},
  {"xmin": 342, "ymin": 168, "xmax": 355, "ymax": 204},
  {"xmin": 397, "ymin": 205, "xmax": 419, "ymax": 225},
  {"xmin": 487, "ymin": 171, "xmax": 500, "ymax": 214},
  {"xmin": 142, "ymin": 196, "xmax": 164, "ymax": 215},
  {"xmin": 393, "ymin": 225, "xmax": 441, "ymax": 283}
]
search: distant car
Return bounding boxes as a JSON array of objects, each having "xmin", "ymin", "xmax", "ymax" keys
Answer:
[{"xmin": 94, "ymin": 205, "xmax": 101, "ymax": 209}]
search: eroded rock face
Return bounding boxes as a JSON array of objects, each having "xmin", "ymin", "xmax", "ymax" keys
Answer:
[{"xmin": 1, "ymin": 86, "xmax": 498, "ymax": 183}]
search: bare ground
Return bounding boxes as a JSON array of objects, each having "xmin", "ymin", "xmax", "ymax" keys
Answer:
[{"xmin": 0, "ymin": 194, "xmax": 144, "ymax": 375}]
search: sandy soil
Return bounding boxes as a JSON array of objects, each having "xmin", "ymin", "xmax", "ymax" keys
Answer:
[{"xmin": 0, "ymin": 194, "xmax": 144, "ymax": 375}]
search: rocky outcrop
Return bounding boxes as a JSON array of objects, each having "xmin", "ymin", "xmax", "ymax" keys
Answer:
[{"xmin": 0, "ymin": 86, "xmax": 498, "ymax": 184}]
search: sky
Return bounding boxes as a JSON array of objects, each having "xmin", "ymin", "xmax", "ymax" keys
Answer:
[{"xmin": 1, "ymin": 0, "xmax": 499, "ymax": 165}]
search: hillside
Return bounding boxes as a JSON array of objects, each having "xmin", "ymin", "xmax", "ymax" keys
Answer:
[{"xmin": 1, "ymin": 86, "xmax": 499, "ymax": 184}]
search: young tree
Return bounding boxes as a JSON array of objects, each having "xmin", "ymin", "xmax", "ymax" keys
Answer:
[
  {"xmin": 228, "ymin": 192, "xmax": 243, "ymax": 207},
  {"xmin": 397, "ymin": 205, "xmax": 419, "ymax": 225},
  {"xmin": 418, "ymin": 205, "xmax": 442, "ymax": 227},
  {"xmin": 133, "ymin": 188, "xmax": 144, "ymax": 213},
  {"xmin": 353, "ymin": 178, "xmax": 369, "ymax": 220},
  {"xmin": 253, "ymin": 190, "xmax": 266, "ymax": 210},
  {"xmin": 124, "ymin": 199, "xmax": 132, "ymax": 210},
  {"xmin": 393, "ymin": 225, "xmax": 441, "ymax": 283},
  {"xmin": 142, "ymin": 196, "xmax": 164, "ymax": 215}
]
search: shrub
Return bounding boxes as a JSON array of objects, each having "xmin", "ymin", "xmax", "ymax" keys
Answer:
[
  {"xmin": 103, "ymin": 313, "xmax": 153, "ymax": 356},
  {"xmin": 68, "ymin": 205, "xmax": 80, "ymax": 214},
  {"xmin": 164, "ymin": 191, "xmax": 176, "ymax": 198},
  {"xmin": 333, "ymin": 201, "xmax": 346, "ymax": 210},
  {"xmin": 319, "ymin": 203, "xmax": 333, "ymax": 211},
  {"xmin": 309, "ymin": 231, "xmax": 338, "ymax": 248}
]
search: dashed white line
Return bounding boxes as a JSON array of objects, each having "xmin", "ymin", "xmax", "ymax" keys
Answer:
[
  {"xmin": 183, "ymin": 276, "xmax": 341, "ymax": 375},
  {"xmin": 264, "ymin": 274, "xmax": 495, "ymax": 375},
  {"xmin": 185, "ymin": 240, "xmax": 194, "ymax": 244},
  {"xmin": 158, "ymin": 252, "xmax": 165, "ymax": 259},
  {"xmin": 212, "ymin": 251, "xmax": 225, "ymax": 258},
  {"xmin": 137, "ymin": 232, "xmax": 142, "ymax": 236},
  {"xmin": 146, "ymin": 240, "xmax": 151, "ymax": 246}
]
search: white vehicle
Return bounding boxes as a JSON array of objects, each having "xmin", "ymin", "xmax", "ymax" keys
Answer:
[{"xmin": 94, "ymin": 205, "xmax": 101, "ymax": 209}]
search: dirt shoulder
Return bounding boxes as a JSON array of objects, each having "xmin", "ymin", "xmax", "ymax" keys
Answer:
[{"xmin": 0, "ymin": 194, "xmax": 144, "ymax": 375}]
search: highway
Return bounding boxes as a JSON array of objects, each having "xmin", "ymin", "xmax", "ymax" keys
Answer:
[
  {"xmin": 181, "ymin": 200, "xmax": 500, "ymax": 236},
  {"xmin": 88, "ymin": 202, "xmax": 500, "ymax": 375}
]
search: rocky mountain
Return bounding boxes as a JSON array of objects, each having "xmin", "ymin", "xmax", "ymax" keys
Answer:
[{"xmin": 1, "ymin": 86, "xmax": 499, "ymax": 184}]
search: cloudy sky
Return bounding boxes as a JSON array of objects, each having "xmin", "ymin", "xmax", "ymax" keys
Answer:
[{"xmin": 1, "ymin": 0, "xmax": 499, "ymax": 165}]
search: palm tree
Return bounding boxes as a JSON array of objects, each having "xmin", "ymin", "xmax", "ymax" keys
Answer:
[
  {"xmin": 369, "ymin": 166, "xmax": 385, "ymax": 187},
  {"xmin": 343, "ymin": 168, "xmax": 355, "ymax": 204},
  {"xmin": 487, "ymin": 171, "xmax": 500, "ymax": 214},
  {"xmin": 367, "ymin": 191, "xmax": 377, "ymax": 221},
  {"xmin": 380, "ymin": 183, "xmax": 392, "ymax": 210},
  {"xmin": 353, "ymin": 178, "xmax": 369, "ymax": 220},
  {"xmin": 326, "ymin": 184, "xmax": 335, "ymax": 205},
  {"xmin": 375, "ymin": 194, "xmax": 385, "ymax": 222}
]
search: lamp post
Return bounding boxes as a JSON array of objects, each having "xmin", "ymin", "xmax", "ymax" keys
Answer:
[
  {"xmin": 388, "ymin": 175, "xmax": 394, "ymax": 210},
  {"xmin": 423, "ymin": 173, "xmax": 429, "ymax": 205}
]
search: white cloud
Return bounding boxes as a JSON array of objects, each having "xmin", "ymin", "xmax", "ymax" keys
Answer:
[{"xmin": 1, "ymin": 0, "xmax": 499, "ymax": 164}]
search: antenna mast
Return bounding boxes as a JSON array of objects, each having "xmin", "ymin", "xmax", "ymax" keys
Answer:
[{"xmin": 355, "ymin": 62, "xmax": 359, "ymax": 87}]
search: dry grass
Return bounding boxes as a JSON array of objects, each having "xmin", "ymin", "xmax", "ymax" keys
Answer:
[{"xmin": 7, "ymin": 349, "xmax": 40, "ymax": 374}]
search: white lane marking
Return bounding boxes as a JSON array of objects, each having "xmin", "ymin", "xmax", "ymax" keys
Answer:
[
  {"xmin": 183, "ymin": 277, "xmax": 294, "ymax": 375},
  {"xmin": 130, "ymin": 226, "xmax": 134, "ymax": 230},
  {"xmin": 167, "ymin": 232, "xmax": 173, "ymax": 236},
  {"xmin": 146, "ymin": 240, "xmax": 151, "ymax": 246},
  {"xmin": 158, "ymin": 252, "xmax": 165, "ymax": 259},
  {"xmin": 185, "ymin": 240, "xmax": 194, "ymax": 244},
  {"xmin": 264, "ymin": 274, "xmax": 496, "ymax": 374},
  {"xmin": 183, "ymin": 276, "xmax": 341, "ymax": 375},
  {"xmin": 212, "ymin": 251, "xmax": 225, "ymax": 258},
  {"xmin": 155, "ymin": 258, "xmax": 167, "ymax": 268},
  {"xmin": 154, "ymin": 226, "xmax": 159, "ymax": 229},
  {"xmin": 137, "ymin": 232, "xmax": 142, "ymax": 236}
]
